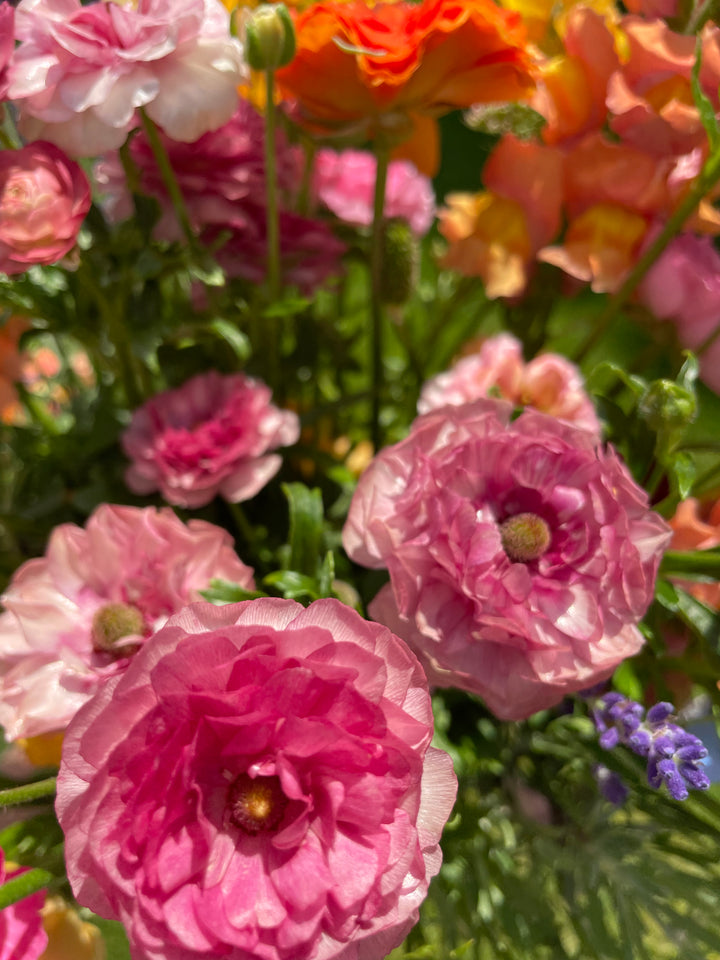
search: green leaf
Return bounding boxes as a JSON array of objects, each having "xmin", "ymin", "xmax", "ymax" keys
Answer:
[
  {"xmin": 318, "ymin": 550, "xmax": 335, "ymax": 598},
  {"xmin": 200, "ymin": 578, "xmax": 268, "ymax": 604},
  {"xmin": 691, "ymin": 37, "xmax": 720, "ymax": 152},
  {"xmin": 282, "ymin": 482, "xmax": 324, "ymax": 577},
  {"xmin": 668, "ymin": 449, "xmax": 696, "ymax": 499},
  {"xmin": 263, "ymin": 569, "xmax": 319, "ymax": 602},
  {"xmin": 85, "ymin": 916, "xmax": 131, "ymax": 960},
  {"xmin": 207, "ymin": 318, "xmax": 251, "ymax": 364},
  {"xmin": 673, "ymin": 588, "xmax": 720, "ymax": 652}
]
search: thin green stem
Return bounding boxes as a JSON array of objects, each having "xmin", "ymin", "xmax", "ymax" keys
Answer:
[
  {"xmin": 370, "ymin": 146, "xmax": 390, "ymax": 453},
  {"xmin": 140, "ymin": 110, "xmax": 196, "ymax": 249},
  {"xmin": 577, "ymin": 145, "xmax": 720, "ymax": 362},
  {"xmin": 0, "ymin": 869, "xmax": 54, "ymax": 910},
  {"xmin": 296, "ymin": 138, "xmax": 317, "ymax": 217},
  {"xmin": 264, "ymin": 70, "xmax": 281, "ymax": 301},
  {"xmin": 0, "ymin": 777, "xmax": 57, "ymax": 808},
  {"xmin": 228, "ymin": 501, "xmax": 256, "ymax": 551}
]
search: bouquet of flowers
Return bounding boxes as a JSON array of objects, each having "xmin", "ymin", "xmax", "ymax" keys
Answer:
[{"xmin": 1, "ymin": 0, "xmax": 720, "ymax": 957}]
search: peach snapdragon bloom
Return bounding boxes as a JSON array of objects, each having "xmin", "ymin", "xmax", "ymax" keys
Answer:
[
  {"xmin": 438, "ymin": 136, "xmax": 562, "ymax": 297},
  {"xmin": 0, "ymin": 318, "xmax": 29, "ymax": 424},
  {"xmin": 668, "ymin": 498, "xmax": 720, "ymax": 609},
  {"xmin": 276, "ymin": 0, "xmax": 536, "ymax": 175}
]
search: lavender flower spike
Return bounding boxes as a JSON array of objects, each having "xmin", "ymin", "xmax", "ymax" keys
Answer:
[{"xmin": 592, "ymin": 694, "xmax": 711, "ymax": 802}]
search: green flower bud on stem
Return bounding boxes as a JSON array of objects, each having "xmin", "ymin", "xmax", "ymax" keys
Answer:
[
  {"xmin": 379, "ymin": 217, "xmax": 418, "ymax": 306},
  {"xmin": 639, "ymin": 379, "xmax": 697, "ymax": 433},
  {"xmin": 245, "ymin": 3, "xmax": 296, "ymax": 71}
]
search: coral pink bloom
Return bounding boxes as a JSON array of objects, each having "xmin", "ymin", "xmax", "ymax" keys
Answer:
[
  {"xmin": 56, "ymin": 598, "xmax": 457, "ymax": 960},
  {"xmin": 0, "ymin": 142, "xmax": 90, "ymax": 275},
  {"xmin": 637, "ymin": 231, "xmax": 720, "ymax": 393},
  {"xmin": 312, "ymin": 149, "xmax": 436, "ymax": 236},
  {"xmin": 0, "ymin": 849, "xmax": 48, "ymax": 960},
  {"xmin": 668, "ymin": 498, "xmax": 720, "ymax": 609},
  {"xmin": 343, "ymin": 400, "xmax": 671, "ymax": 720},
  {"xmin": 419, "ymin": 333, "xmax": 601, "ymax": 437},
  {"xmin": 7, "ymin": 0, "xmax": 245, "ymax": 157},
  {"xmin": 0, "ymin": 504, "xmax": 254, "ymax": 739},
  {"xmin": 438, "ymin": 136, "xmax": 563, "ymax": 296},
  {"xmin": 607, "ymin": 18, "xmax": 720, "ymax": 157},
  {"xmin": 122, "ymin": 371, "xmax": 300, "ymax": 508}
]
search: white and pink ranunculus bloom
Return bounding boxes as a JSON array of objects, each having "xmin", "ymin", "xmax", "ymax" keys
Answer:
[
  {"xmin": 343, "ymin": 399, "xmax": 672, "ymax": 721},
  {"xmin": 0, "ymin": 142, "xmax": 91, "ymax": 275},
  {"xmin": 418, "ymin": 333, "xmax": 601, "ymax": 438},
  {"xmin": 122, "ymin": 370, "xmax": 301, "ymax": 509},
  {"xmin": 56, "ymin": 598, "xmax": 458, "ymax": 960},
  {"xmin": 0, "ymin": 504, "xmax": 255, "ymax": 740},
  {"xmin": 312, "ymin": 149, "xmax": 436, "ymax": 237},
  {"xmin": 6, "ymin": 0, "xmax": 246, "ymax": 157},
  {"xmin": 0, "ymin": 849, "xmax": 48, "ymax": 960}
]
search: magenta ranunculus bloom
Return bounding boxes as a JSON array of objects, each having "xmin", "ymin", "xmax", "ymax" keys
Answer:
[
  {"xmin": 312, "ymin": 149, "xmax": 436, "ymax": 237},
  {"xmin": 343, "ymin": 400, "xmax": 672, "ymax": 720},
  {"xmin": 122, "ymin": 370, "xmax": 301, "ymax": 508},
  {"xmin": 0, "ymin": 141, "xmax": 91, "ymax": 276},
  {"xmin": 7, "ymin": 0, "xmax": 246, "ymax": 157},
  {"xmin": 0, "ymin": 850, "xmax": 48, "ymax": 960},
  {"xmin": 56, "ymin": 598, "xmax": 457, "ymax": 960},
  {"xmin": 0, "ymin": 504, "xmax": 255, "ymax": 740},
  {"xmin": 418, "ymin": 333, "xmax": 601, "ymax": 437}
]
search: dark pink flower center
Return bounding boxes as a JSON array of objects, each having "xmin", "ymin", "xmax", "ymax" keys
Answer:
[
  {"xmin": 227, "ymin": 773, "xmax": 288, "ymax": 834},
  {"xmin": 91, "ymin": 602, "xmax": 144, "ymax": 655},
  {"xmin": 500, "ymin": 512, "xmax": 551, "ymax": 563}
]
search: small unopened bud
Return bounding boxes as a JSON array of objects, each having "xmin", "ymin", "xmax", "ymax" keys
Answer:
[
  {"xmin": 244, "ymin": 3, "xmax": 296, "ymax": 71},
  {"xmin": 639, "ymin": 380, "xmax": 697, "ymax": 432},
  {"xmin": 91, "ymin": 602, "xmax": 144, "ymax": 655},
  {"xmin": 379, "ymin": 217, "xmax": 418, "ymax": 306}
]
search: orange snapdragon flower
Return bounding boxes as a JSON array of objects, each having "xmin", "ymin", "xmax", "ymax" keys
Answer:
[
  {"xmin": 276, "ymin": 0, "xmax": 536, "ymax": 175},
  {"xmin": 0, "ymin": 317, "xmax": 29, "ymax": 424}
]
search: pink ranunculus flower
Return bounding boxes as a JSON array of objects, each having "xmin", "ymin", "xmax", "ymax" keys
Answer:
[
  {"xmin": 0, "ymin": 3, "xmax": 13, "ymax": 99},
  {"xmin": 343, "ymin": 400, "xmax": 672, "ymax": 720},
  {"xmin": 56, "ymin": 598, "xmax": 458, "ymax": 960},
  {"xmin": 95, "ymin": 99, "xmax": 302, "ymax": 239},
  {"xmin": 418, "ymin": 333, "xmax": 601, "ymax": 437},
  {"xmin": 0, "ymin": 142, "xmax": 91, "ymax": 276},
  {"xmin": 122, "ymin": 370, "xmax": 301, "ymax": 507},
  {"xmin": 7, "ymin": 0, "xmax": 246, "ymax": 158},
  {"xmin": 637, "ymin": 231, "xmax": 720, "ymax": 393},
  {"xmin": 0, "ymin": 504, "xmax": 255, "ymax": 740},
  {"xmin": 0, "ymin": 849, "xmax": 48, "ymax": 960},
  {"xmin": 312, "ymin": 149, "xmax": 436, "ymax": 236}
]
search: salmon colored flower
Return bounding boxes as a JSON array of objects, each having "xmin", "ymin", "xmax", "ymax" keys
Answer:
[
  {"xmin": 0, "ymin": 318, "xmax": 29, "ymax": 425},
  {"xmin": 439, "ymin": 135, "xmax": 562, "ymax": 296},
  {"xmin": 668, "ymin": 498, "xmax": 720, "ymax": 609},
  {"xmin": 276, "ymin": 0, "xmax": 536, "ymax": 175}
]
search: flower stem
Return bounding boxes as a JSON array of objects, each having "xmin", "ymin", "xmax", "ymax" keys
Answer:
[
  {"xmin": 139, "ymin": 110, "xmax": 196, "ymax": 249},
  {"xmin": 0, "ymin": 777, "xmax": 57, "ymax": 807},
  {"xmin": 264, "ymin": 70, "xmax": 281, "ymax": 301},
  {"xmin": 577, "ymin": 144, "xmax": 720, "ymax": 362},
  {"xmin": 370, "ymin": 146, "xmax": 390, "ymax": 453},
  {"xmin": 296, "ymin": 137, "xmax": 316, "ymax": 217},
  {"xmin": 0, "ymin": 869, "xmax": 54, "ymax": 910}
]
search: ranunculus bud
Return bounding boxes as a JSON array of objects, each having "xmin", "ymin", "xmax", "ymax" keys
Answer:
[
  {"xmin": 639, "ymin": 380, "xmax": 697, "ymax": 433},
  {"xmin": 379, "ymin": 217, "xmax": 418, "ymax": 306},
  {"xmin": 244, "ymin": 3, "xmax": 296, "ymax": 71},
  {"xmin": 91, "ymin": 603, "xmax": 145, "ymax": 654}
]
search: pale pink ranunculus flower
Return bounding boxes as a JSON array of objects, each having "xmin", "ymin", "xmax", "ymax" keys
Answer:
[
  {"xmin": 312, "ymin": 149, "xmax": 436, "ymax": 236},
  {"xmin": 343, "ymin": 400, "xmax": 672, "ymax": 720},
  {"xmin": 7, "ymin": 0, "xmax": 246, "ymax": 157},
  {"xmin": 122, "ymin": 370, "xmax": 301, "ymax": 508},
  {"xmin": 0, "ymin": 3, "xmax": 13, "ymax": 99},
  {"xmin": 56, "ymin": 598, "xmax": 458, "ymax": 960},
  {"xmin": 0, "ymin": 142, "xmax": 91, "ymax": 275},
  {"xmin": 418, "ymin": 333, "xmax": 601, "ymax": 437},
  {"xmin": 0, "ymin": 849, "xmax": 48, "ymax": 960},
  {"xmin": 0, "ymin": 504, "xmax": 255, "ymax": 740},
  {"xmin": 637, "ymin": 231, "xmax": 720, "ymax": 393}
]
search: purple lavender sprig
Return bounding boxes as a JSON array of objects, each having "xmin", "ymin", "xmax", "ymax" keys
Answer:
[{"xmin": 591, "ymin": 694, "xmax": 711, "ymax": 802}]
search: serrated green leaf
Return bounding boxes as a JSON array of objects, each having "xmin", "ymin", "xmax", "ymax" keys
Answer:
[
  {"xmin": 282, "ymin": 482, "xmax": 324, "ymax": 577},
  {"xmin": 263, "ymin": 569, "xmax": 319, "ymax": 601},
  {"xmin": 691, "ymin": 37, "xmax": 720, "ymax": 152},
  {"xmin": 200, "ymin": 578, "xmax": 267, "ymax": 604}
]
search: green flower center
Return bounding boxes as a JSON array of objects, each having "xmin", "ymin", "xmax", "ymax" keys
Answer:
[
  {"xmin": 91, "ymin": 603, "xmax": 144, "ymax": 654},
  {"xmin": 227, "ymin": 773, "xmax": 288, "ymax": 834},
  {"xmin": 500, "ymin": 513, "xmax": 551, "ymax": 563}
]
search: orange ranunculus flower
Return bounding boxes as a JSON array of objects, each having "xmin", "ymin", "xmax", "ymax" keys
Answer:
[
  {"xmin": 276, "ymin": 0, "xmax": 536, "ymax": 175},
  {"xmin": 0, "ymin": 317, "xmax": 29, "ymax": 424}
]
